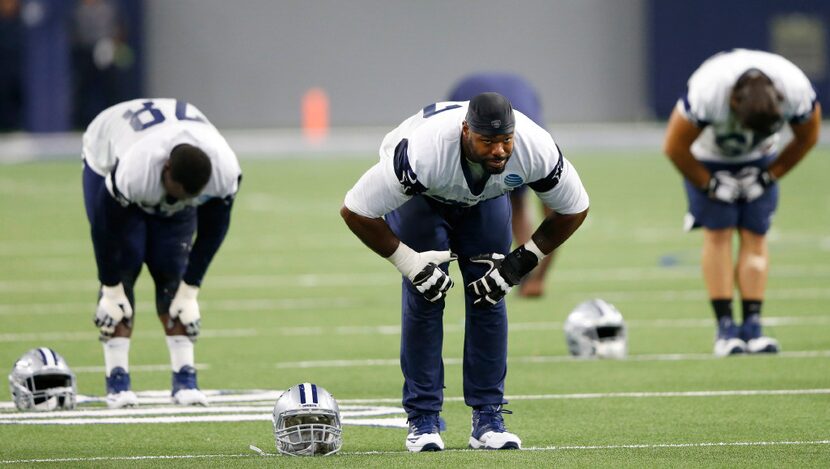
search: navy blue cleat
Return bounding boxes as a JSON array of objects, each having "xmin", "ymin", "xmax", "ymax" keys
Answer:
[
  {"xmin": 105, "ymin": 367, "xmax": 138, "ymax": 409},
  {"xmin": 405, "ymin": 413, "xmax": 445, "ymax": 452},
  {"xmin": 171, "ymin": 365, "xmax": 207, "ymax": 406},
  {"xmin": 713, "ymin": 317, "xmax": 747, "ymax": 357},
  {"xmin": 469, "ymin": 405, "xmax": 522, "ymax": 450},
  {"xmin": 740, "ymin": 314, "xmax": 780, "ymax": 354}
]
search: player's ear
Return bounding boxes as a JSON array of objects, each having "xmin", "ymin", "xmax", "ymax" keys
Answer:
[{"xmin": 728, "ymin": 92, "xmax": 741, "ymax": 111}]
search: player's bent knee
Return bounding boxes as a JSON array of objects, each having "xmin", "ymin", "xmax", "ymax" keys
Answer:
[{"xmin": 744, "ymin": 253, "xmax": 768, "ymax": 272}]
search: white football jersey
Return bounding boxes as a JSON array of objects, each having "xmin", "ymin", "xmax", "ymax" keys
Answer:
[
  {"xmin": 82, "ymin": 98, "xmax": 241, "ymax": 216},
  {"xmin": 344, "ymin": 101, "xmax": 589, "ymax": 218},
  {"xmin": 678, "ymin": 49, "xmax": 816, "ymax": 163}
]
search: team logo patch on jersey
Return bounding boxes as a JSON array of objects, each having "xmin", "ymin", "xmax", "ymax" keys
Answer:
[{"xmin": 504, "ymin": 174, "xmax": 524, "ymax": 187}]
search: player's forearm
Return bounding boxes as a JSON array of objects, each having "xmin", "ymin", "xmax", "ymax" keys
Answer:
[
  {"xmin": 183, "ymin": 200, "xmax": 232, "ymax": 286},
  {"xmin": 340, "ymin": 205, "xmax": 399, "ymax": 257},
  {"xmin": 768, "ymin": 106, "xmax": 821, "ymax": 179},
  {"xmin": 664, "ymin": 110, "xmax": 708, "ymax": 188},
  {"xmin": 92, "ymin": 193, "xmax": 129, "ymax": 286},
  {"xmin": 770, "ymin": 141, "xmax": 815, "ymax": 180},
  {"xmin": 530, "ymin": 208, "xmax": 588, "ymax": 255},
  {"xmin": 665, "ymin": 148, "xmax": 710, "ymax": 189}
]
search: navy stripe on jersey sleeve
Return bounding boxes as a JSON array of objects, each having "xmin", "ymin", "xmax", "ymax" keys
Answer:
[
  {"xmin": 789, "ymin": 97, "xmax": 818, "ymax": 124},
  {"xmin": 393, "ymin": 139, "xmax": 427, "ymax": 195},
  {"xmin": 528, "ymin": 145, "xmax": 564, "ymax": 193},
  {"xmin": 107, "ymin": 160, "xmax": 132, "ymax": 207},
  {"xmin": 682, "ymin": 95, "xmax": 710, "ymax": 127}
]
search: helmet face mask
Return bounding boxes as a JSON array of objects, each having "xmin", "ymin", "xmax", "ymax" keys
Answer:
[
  {"xmin": 8, "ymin": 348, "xmax": 77, "ymax": 411},
  {"xmin": 564, "ymin": 299, "xmax": 627, "ymax": 359},
  {"xmin": 272, "ymin": 383, "xmax": 342, "ymax": 456}
]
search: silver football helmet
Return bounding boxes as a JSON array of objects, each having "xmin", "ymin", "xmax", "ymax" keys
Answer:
[
  {"xmin": 272, "ymin": 382, "xmax": 343, "ymax": 456},
  {"xmin": 8, "ymin": 347, "xmax": 77, "ymax": 411},
  {"xmin": 564, "ymin": 299, "xmax": 627, "ymax": 359}
]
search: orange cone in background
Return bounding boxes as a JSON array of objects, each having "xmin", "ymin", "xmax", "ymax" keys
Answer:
[{"xmin": 302, "ymin": 88, "xmax": 329, "ymax": 144}]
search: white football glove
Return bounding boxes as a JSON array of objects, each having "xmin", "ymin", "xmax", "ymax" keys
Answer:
[
  {"xmin": 169, "ymin": 281, "xmax": 201, "ymax": 340},
  {"xmin": 736, "ymin": 166, "xmax": 775, "ymax": 203},
  {"xmin": 387, "ymin": 242, "xmax": 457, "ymax": 302},
  {"xmin": 706, "ymin": 171, "xmax": 740, "ymax": 204},
  {"xmin": 94, "ymin": 283, "xmax": 133, "ymax": 341}
]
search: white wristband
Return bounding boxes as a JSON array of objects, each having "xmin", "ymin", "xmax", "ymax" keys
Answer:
[
  {"xmin": 524, "ymin": 239, "xmax": 546, "ymax": 260},
  {"xmin": 386, "ymin": 242, "xmax": 418, "ymax": 279},
  {"xmin": 176, "ymin": 281, "xmax": 199, "ymax": 300}
]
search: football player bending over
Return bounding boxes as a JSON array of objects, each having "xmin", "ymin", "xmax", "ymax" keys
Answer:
[
  {"xmin": 82, "ymin": 99, "xmax": 241, "ymax": 408},
  {"xmin": 663, "ymin": 49, "xmax": 820, "ymax": 356},
  {"xmin": 342, "ymin": 93, "xmax": 588, "ymax": 451}
]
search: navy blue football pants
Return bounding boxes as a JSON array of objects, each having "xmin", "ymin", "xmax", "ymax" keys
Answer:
[
  {"xmin": 83, "ymin": 162, "xmax": 196, "ymax": 316},
  {"xmin": 386, "ymin": 194, "xmax": 512, "ymax": 418}
]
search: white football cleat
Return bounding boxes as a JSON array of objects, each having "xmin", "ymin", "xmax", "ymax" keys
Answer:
[
  {"xmin": 713, "ymin": 337, "xmax": 747, "ymax": 357},
  {"xmin": 469, "ymin": 405, "xmax": 521, "ymax": 450},
  {"xmin": 740, "ymin": 315, "xmax": 780, "ymax": 354},
  {"xmin": 405, "ymin": 414, "xmax": 444, "ymax": 452},
  {"xmin": 746, "ymin": 336, "xmax": 780, "ymax": 354},
  {"xmin": 469, "ymin": 430, "xmax": 522, "ymax": 450},
  {"xmin": 106, "ymin": 390, "xmax": 139, "ymax": 409},
  {"xmin": 170, "ymin": 365, "xmax": 207, "ymax": 406},
  {"xmin": 172, "ymin": 388, "xmax": 208, "ymax": 406}
]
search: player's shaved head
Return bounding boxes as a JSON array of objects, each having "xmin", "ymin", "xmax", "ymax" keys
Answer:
[
  {"xmin": 731, "ymin": 69, "xmax": 783, "ymax": 135},
  {"xmin": 169, "ymin": 144, "xmax": 212, "ymax": 196}
]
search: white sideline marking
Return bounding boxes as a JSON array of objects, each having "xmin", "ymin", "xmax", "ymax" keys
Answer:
[
  {"xmin": 275, "ymin": 349, "xmax": 830, "ymax": 369},
  {"xmin": 1, "ymin": 439, "xmax": 829, "ymax": 463},
  {"xmin": 1, "ymin": 316, "xmax": 828, "ymax": 342}
]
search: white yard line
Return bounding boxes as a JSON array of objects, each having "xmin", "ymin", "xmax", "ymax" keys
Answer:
[
  {"xmin": 3, "ymin": 288, "xmax": 830, "ymax": 317},
  {"xmin": 337, "ymin": 388, "xmax": 830, "ymax": 405},
  {"xmin": 274, "ymin": 350, "xmax": 830, "ymax": 369},
  {"xmin": 0, "ymin": 297, "xmax": 358, "ymax": 317},
  {"xmin": 5, "ymin": 387, "xmax": 827, "ymax": 411},
  {"xmin": 2, "ymin": 439, "xmax": 829, "ymax": 463},
  {"xmin": 1, "ymin": 316, "xmax": 828, "ymax": 342},
  {"xmin": 2, "ymin": 265, "xmax": 830, "ymax": 292}
]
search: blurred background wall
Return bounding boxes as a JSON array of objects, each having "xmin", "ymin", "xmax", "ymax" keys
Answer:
[
  {"xmin": 144, "ymin": 0, "xmax": 648, "ymax": 128},
  {"xmin": 1, "ymin": 0, "xmax": 828, "ymax": 133}
]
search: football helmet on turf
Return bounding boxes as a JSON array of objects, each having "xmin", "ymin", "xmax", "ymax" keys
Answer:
[
  {"xmin": 272, "ymin": 383, "xmax": 343, "ymax": 456},
  {"xmin": 8, "ymin": 347, "xmax": 77, "ymax": 411},
  {"xmin": 564, "ymin": 299, "xmax": 627, "ymax": 359}
]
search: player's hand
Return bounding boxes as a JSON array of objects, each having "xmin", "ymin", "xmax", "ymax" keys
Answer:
[
  {"xmin": 387, "ymin": 243, "xmax": 457, "ymax": 302},
  {"xmin": 94, "ymin": 283, "xmax": 133, "ymax": 341},
  {"xmin": 169, "ymin": 281, "xmax": 201, "ymax": 341},
  {"xmin": 706, "ymin": 171, "xmax": 740, "ymax": 203},
  {"xmin": 411, "ymin": 261, "xmax": 455, "ymax": 302},
  {"xmin": 467, "ymin": 245, "xmax": 540, "ymax": 306},
  {"xmin": 736, "ymin": 166, "xmax": 775, "ymax": 202}
]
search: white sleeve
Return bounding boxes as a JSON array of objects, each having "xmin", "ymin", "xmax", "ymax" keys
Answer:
[
  {"xmin": 344, "ymin": 158, "xmax": 411, "ymax": 218},
  {"xmin": 781, "ymin": 70, "xmax": 817, "ymax": 123},
  {"xmin": 535, "ymin": 158, "xmax": 589, "ymax": 214}
]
